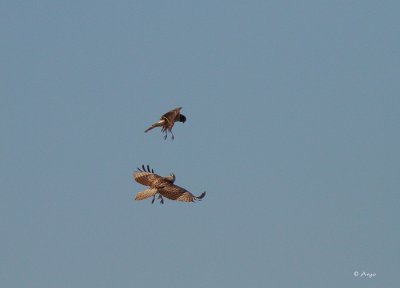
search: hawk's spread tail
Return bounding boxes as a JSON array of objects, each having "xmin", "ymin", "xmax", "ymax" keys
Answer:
[{"xmin": 134, "ymin": 188, "xmax": 158, "ymax": 200}]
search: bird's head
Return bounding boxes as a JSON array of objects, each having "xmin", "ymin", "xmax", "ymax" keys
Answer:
[
  {"xmin": 179, "ymin": 114, "xmax": 186, "ymax": 123},
  {"xmin": 164, "ymin": 173, "xmax": 176, "ymax": 183}
]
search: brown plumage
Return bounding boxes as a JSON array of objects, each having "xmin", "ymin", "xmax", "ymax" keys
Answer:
[
  {"xmin": 133, "ymin": 165, "xmax": 206, "ymax": 204},
  {"xmin": 144, "ymin": 107, "xmax": 186, "ymax": 140}
]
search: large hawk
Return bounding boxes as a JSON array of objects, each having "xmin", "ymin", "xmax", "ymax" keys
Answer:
[
  {"xmin": 133, "ymin": 165, "xmax": 206, "ymax": 204},
  {"xmin": 144, "ymin": 107, "xmax": 186, "ymax": 140}
]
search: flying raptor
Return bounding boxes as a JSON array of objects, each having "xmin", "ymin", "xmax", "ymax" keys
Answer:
[
  {"xmin": 133, "ymin": 165, "xmax": 206, "ymax": 204},
  {"xmin": 144, "ymin": 107, "xmax": 186, "ymax": 140}
]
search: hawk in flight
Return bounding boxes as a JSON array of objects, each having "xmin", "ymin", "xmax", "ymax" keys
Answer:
[
  {"xmin": 133, "ymin": 165, "xmax": 206, "ymax": 204},
  {"xmin": 144, "ymin": 107, "xmax": 186, "ymax": 140}
]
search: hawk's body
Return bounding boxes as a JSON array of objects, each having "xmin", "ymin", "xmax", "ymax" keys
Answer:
[
  {"xmin": 133, "ymin": 165, "xmax": 206, "ymax": 204},
  {"xmin": 144, "ymin": 107, "xmax": 186, "ymax": 140}
]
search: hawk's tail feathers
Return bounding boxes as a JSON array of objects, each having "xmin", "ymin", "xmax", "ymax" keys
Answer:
[
  {"xmin": 144, "ymin": 124, "xmax": 156, "ymax": 133},
  {"xmin": 144, "ymin": 120, "xmax": 164, "ymax": 133},
  {"xmin": 134, "ymin": 188, "xmax": 158, "ymax": 201}
]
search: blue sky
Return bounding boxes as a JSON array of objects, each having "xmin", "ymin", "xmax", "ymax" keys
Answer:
[{"xmin": 1, "ymin": 1, "xmax": 399, "ymax": 287}]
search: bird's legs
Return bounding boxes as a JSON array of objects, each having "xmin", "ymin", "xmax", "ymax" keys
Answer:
[
  {"xmin": 161, "ymin": 126, "xmax": 174, "ymax": 140},
  {"xmin": 151, "ymin": 194, "xmax": 164, "ymax": 204},
  {"xmin": 162, "ymin": 127, "xmax": 168, "ymax": 140},
  {"xmin": 164, "ymin": 129, "xmax": 174, "ymax": 140}
]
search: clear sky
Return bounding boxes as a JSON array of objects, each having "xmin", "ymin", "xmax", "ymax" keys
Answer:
[{"xmin": 1, "ymin": 1, "xmax": 399, "ymax": 287}]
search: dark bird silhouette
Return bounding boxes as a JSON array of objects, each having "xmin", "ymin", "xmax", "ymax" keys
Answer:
[
  {"xmin": 133, "ymin": 165, "xmax": 206, "ymax": 204},
  {"xmin": 144, "ymin": 107, "xmax": 186, "ymax": 140}
]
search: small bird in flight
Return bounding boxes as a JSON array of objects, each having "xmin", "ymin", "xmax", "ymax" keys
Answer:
[
  {"xmin": 144, "ymin": 107, "xmax": 186, "ymax": 140},
  {"xmin": 133, "ymin": 165, "xmax": 206, "ymax": 204}
]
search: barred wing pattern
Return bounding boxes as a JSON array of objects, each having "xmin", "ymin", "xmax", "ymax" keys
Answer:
[
  {"xmin": 134, "ymin": 165, "xmax": 167, "ymax": 188},
  {"xmin": 160, "ymin": 184, "xmax": 206, "ymax": 202},
  {"xmin": 133, "ymin": 165, "xmax": 205, "ymax": 204}
]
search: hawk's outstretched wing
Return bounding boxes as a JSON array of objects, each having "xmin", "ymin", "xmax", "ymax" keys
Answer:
[
  {"xmin": 159, "ymin": 183, "xmax": 206, "ymax": 202},
  {"xmin": 133, "ymin": 165, "xmax": 167, "ymax": 188}
]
